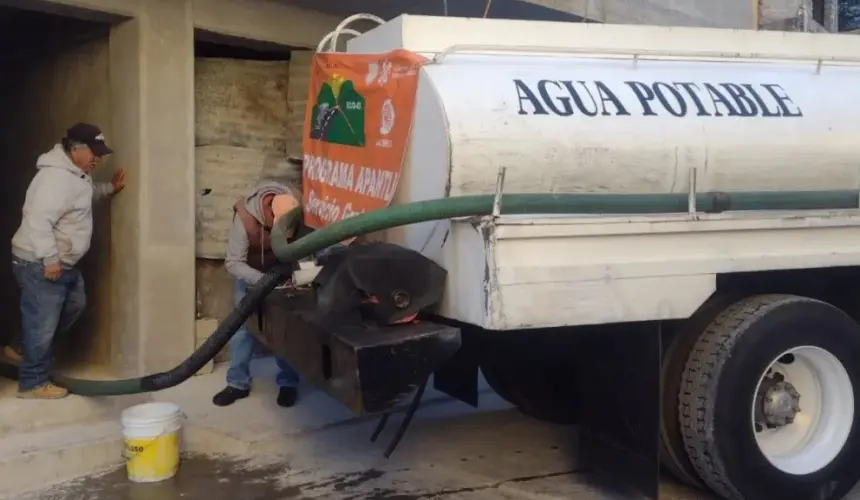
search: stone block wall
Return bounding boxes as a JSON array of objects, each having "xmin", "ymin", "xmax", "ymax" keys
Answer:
[{"xmin": 194, "ymin": 55, "xmax": 312, "ymax": 356}]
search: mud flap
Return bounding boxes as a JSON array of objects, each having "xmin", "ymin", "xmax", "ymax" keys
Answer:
[
  {"xmin": 576, "ymin": 322, "xmax": 662, "ymax": 500},
  {"xmin": 432, "ymin": 324, "xmax": 481, "ymax": 408}
]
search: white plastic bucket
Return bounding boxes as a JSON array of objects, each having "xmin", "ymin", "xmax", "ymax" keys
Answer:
[{"xmin": 120, "ymin": 402, "xmax": 183, "ymax": 483}]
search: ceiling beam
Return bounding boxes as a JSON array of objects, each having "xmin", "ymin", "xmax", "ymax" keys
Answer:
[{"xmin": 518, "ymin": 0, "xmax": 756, "ymax": 29}]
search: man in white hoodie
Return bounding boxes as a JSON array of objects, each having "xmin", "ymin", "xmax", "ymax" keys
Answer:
[{"xmin": 10, "ymin": 123, "xmax": 125, "ymax": 399}]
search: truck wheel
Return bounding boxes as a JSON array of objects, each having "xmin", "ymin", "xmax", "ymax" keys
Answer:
[
  {"xmin": 679, "ymin": 295, "xmax": 860, "ymax": 500},
  {"xmin": 660, "ymin": 294, "xmax": 739, "ymax": 487},
  {"xmin": 482, "ymin": 362, "xmax": 579, "ymax": 425},
  {"xmin": 480, "ymin": 335, "xmax": 579, "ymax": 425}
]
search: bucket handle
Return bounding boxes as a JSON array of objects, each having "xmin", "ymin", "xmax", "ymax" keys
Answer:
[{"xmin": 121, "ymin": 412, "xmax": 187, "ymax": 462}]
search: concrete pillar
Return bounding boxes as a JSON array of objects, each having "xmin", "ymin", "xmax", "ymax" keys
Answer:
[
  {"xmin": 823, "ymin": 0, "xmax": 838, "ymax": 32},
  {"xmin": 287, "ymin": 50, "xmax": 314, "ymax": 161},
  {"xmin": 109, "ymin": 0, "xmax": 196, "ymax": 376}
]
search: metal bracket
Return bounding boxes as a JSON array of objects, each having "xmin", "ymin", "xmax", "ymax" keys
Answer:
[
  {"xmin": 430, "ymin": 43, "xmax": 843, "ymax": 69},
  {"xmin": 492, "ymin": 166, "xmax": 508, "ymax": 218},
  {"xmin": 856, "ymin": 166, "xmax": 860, "ymax": 212},
  {"xmin": 688, "ymin": 166, "xmax": 698, "ymax": 218}
]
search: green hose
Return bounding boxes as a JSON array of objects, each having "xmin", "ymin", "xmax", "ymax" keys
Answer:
[
  {"xmin": 0, "ymin": 189, "xmax": 856, "ymax": 396},
  {"xmin": 270, "ymin": 190, "xmax": 860, "ymax": 259}
]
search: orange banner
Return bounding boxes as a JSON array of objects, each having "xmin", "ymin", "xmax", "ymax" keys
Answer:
[{"xmin": 301, "ymin": 50, "xmax": 426, "ymax": 229}]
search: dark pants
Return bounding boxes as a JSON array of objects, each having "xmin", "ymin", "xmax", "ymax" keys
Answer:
[{"xmin": 12, "ymin": 258, "xmax": 86, "ymax": 391}]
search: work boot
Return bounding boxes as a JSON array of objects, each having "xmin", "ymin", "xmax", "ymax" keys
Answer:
[
  {"xmin": 277, "ymin": 387, "xmax": 298, "ymax": 408},
  {"xmin": 17, "ymin": 383, "xmax": 68, "ymax": 400},
  {"xmin": 212, "ymin": 386, "xmax": 249, "ymax": 407},
  {"xmin": 3, "ymin": 346, "xmax": 22, "ymax": 364}
]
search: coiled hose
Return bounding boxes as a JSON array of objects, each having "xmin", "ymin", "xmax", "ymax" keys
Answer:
[{"xmin": 0, "ymin": 190, "xmax": 856, "ymax": 396}]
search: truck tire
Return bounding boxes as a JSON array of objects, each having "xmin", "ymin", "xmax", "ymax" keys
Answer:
[
  {"xmin": 481, "ymin": 362, "xmax": 579, "ymax": 425},
  {"xmin": 660, "ymin": 293, "xmax": 739, "ymax": 488},
  {"xmin": 679, "ymin": 294, "xmax": 860, "ymax": 500},
  {"xmin": 480, "ymin": 334, "xmax": 579, "ymax": 425}
]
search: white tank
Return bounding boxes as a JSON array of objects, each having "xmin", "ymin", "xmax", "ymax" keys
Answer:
[
  {"xmin": 345, "ymin": 16, "xmax": 860, "ymax": 251},
  {"xmin": 416, "ymin": 56, "xmax": 854, "ymax": 195},
  {"xmin": 339, "ymin": 16, "xmax": 860, "ymax": 328}
]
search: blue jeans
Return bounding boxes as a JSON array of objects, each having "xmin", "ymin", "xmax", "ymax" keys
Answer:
[
  {"xmin": 12, "ymin": 258, "xmax": 86, "ymax": 391},
  {"xmin": 226, "ymin": 279, "xmax": 299, "ymax": 391}
]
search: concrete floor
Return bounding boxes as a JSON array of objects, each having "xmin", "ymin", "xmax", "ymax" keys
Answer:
[
  {"xmin": 16, "ymin": 452, "xmax": 707, "ymax": 500},
  {"xmin": 8, "ymin": 358, "xmax": 700, "ymax": 500},
  {"xmin": 10, "ymin": 358, "xmax": 859, "ymax": 500}
]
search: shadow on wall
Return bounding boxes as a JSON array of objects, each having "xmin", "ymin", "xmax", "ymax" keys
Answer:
[{"xmin": 0, "ymin": 7, "xmax": 113, "ymax": 368}]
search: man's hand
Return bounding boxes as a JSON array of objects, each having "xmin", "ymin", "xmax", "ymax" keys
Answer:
[
  {"xmin": 275, "ymin": 277, "xmax": 294, "ymax": 290},
  {"xmin": 43, "ymin": 263, "xmax": 62, "ymax": 281},
  {"xmin": 112, "ymin": 169, "xmax": 126, "ymax": 193}
]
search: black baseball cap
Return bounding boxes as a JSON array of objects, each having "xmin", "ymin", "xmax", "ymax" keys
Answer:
[{"xmin": 66, "ymin": 123, "xmax": 113, "ymax": 157}]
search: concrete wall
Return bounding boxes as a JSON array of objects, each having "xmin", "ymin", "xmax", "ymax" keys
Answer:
[
  {"xmin": 0, "ymin": 27, "xmax": 113, "ymax": 366},
  {"xmin": 107, "ymin": 1, "xmax": 196, "ymax": 376},
  {"xmin": 33, "ymin": 0, "xmax": 339, "ymax": 48}
]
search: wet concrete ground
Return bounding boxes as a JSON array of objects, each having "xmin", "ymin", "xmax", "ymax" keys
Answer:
[
  {"xmin": 18, "ymin": 410, "xmax": 708, "ymax": 500},
  {"xmin": 23, "ymin": 452, "xmax": 654, "ymax": 500},
  {"xmin": 14, "ymin": 359, "xmax": 860, "ymax": 500},
  {"xmin": 24, "ymin": 454, "xmax": 300, "ymax": 500},
  {"xmin": 25, "ymin": 454, "xmax": 596, "ymax": 500}
]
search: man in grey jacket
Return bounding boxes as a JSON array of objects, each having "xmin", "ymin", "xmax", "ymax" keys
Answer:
[
  {"xmin": 212, "ymin": 180, "xmax": 303, "ymax": 408},
  {"xmin": 10, "ymin": 123, "xmax": 124, "ymax": 399}
]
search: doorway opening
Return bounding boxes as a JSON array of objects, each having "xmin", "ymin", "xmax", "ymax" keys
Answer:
[
  {"xmin": 0, "ymin": 5, "xmax": 116, "ymax": 374},
  {"xmin": 193, "ymin": 32, "xmax": 302, "ymax": 365}
]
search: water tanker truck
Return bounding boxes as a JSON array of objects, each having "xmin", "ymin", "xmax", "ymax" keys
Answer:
[{"xmin": 256, "ymin": 14, "xmax": 860, "ymax": 500}]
